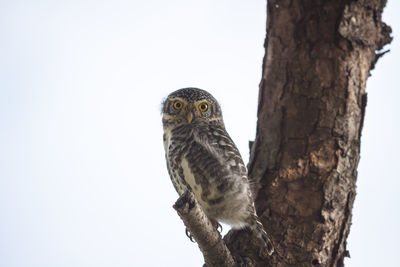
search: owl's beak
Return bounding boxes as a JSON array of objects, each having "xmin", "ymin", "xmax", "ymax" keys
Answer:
[{"xmin": 187, "ymin": 112, "xmax": 193, "ymax": 123}]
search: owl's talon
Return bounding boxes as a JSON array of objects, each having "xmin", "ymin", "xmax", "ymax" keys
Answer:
[
  {"xmin": 210, "ymin": 219, "xmax": 222, "ymax": 234},
  {"xmin": 217, "ymin": 223, "xmax": 223, "ymax": 233},
  {"xmin": 185, "ymin": 228, "xmax": 196, "ymax": 243}
]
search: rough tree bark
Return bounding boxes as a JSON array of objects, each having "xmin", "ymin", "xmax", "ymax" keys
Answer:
[
  {"xmin": 224, "ymin": 0, "xmax": 392, "ymax": 266},
  {"xmin": 176, "ymin": 0, "xmax": 392, "ymax": 266}
]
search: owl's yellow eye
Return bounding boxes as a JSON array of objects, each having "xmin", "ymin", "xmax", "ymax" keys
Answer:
[
  {"xmin": 198, "ymin": 102, "xmax": 208, "ymax": 112},
  {"xmin": 173, "ymin": 101, "xmax": 183, "ymax": 110}
]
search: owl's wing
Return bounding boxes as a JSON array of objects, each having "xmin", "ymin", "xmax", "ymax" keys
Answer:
[
  {"xmin": 192, "ymin": 123, "xmax": 248, "ymax": 179},
  {"xmin": 190, "ymin": 123, "xmax": 256, "ymax": 224}
]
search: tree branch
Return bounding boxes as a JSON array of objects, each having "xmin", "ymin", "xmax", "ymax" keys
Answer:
[{"xmin": 173, "ymin": 190, "xmax": 236, "ymax": 267}]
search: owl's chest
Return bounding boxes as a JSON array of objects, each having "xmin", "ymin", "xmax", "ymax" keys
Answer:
[{"xmin": 164, "ymin": 128, "xmax": 193, "ymax": 194}]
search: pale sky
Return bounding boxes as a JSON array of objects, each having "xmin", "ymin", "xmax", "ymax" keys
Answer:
[{"xmin": 0, "ymin": 1, "xmax": 399, "ymax": 266}]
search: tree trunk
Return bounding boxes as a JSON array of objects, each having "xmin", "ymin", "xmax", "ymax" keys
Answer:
[{"xmin": 224, "ymin": 0, "xmax": 391, "ymax": 266}]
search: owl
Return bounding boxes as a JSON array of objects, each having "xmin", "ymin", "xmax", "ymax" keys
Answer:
[{"xmin": 162, "ymin": 87, "xmax": 273, "ymax": 255}]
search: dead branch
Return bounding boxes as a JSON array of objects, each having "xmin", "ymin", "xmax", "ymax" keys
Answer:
[{"xmin": 173, "ymin": 190, "xmax": 236, "ymax": 267}]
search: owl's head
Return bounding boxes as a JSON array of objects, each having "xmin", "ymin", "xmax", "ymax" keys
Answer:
[{"xmin": 162, "ymin": 88, "xmax": 223, "ymax": 128}]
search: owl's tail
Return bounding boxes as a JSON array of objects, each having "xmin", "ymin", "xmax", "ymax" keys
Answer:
[{"xmin": 249, "ymin": 213, "xmax": 275, "ymax": 256}]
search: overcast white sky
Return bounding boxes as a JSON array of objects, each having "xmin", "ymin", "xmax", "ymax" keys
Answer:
[{"xmin": 0, "ymin": 1, "xmax": 399, "ymax": 267}]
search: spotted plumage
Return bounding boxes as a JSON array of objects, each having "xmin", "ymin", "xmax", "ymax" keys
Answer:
[{"xmin": 162, "ymin": 87, "xmax": 274, "ymax": 255}]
